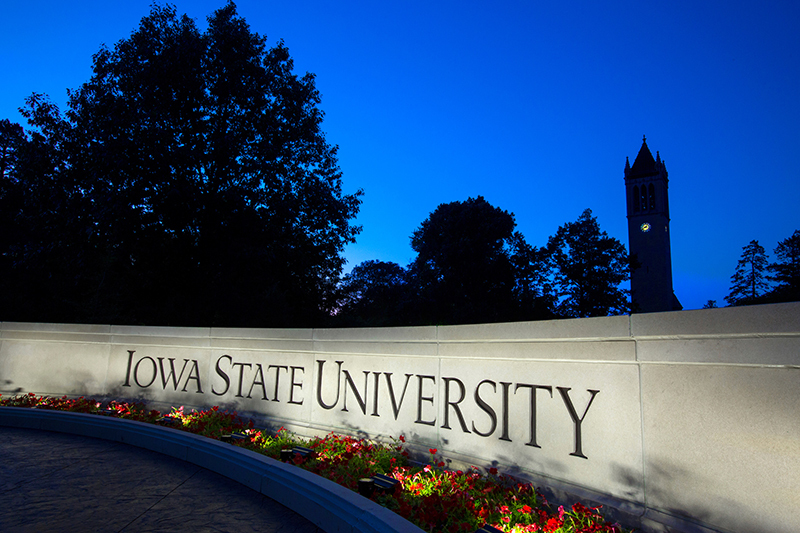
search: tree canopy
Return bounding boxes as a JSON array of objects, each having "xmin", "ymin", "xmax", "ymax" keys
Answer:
[
  {"xmin": 336, "ymin": 201, "xmax": 630, "ymax": 326},
  {"xmin": 545, "ymin": 208, "xmax": 631, "ymax": 318},
  {"xmin": 0, "ymin": 2, "xmax": 361, "ymax": 327},
  {"xmin": 768, "ymin": 230, "xmax": 800, "ymax": 302},
  {"xmin": 723, "ymin": 231, "xmax": 800, "ymax": 306},
  {"xmin": 407, "ymin": 196, "xmax": 520, "ymax": 324},
  {"xmin": 725, "ymin": 240, "xmax": 769, "ymax": 306},
  {"xmin": 336, "ymin": 260, "xmax": 409, "ymax": 326}
]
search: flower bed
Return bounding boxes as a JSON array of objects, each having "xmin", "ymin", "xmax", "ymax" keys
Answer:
[{"xmin": 0, "ymin": 393, "xmax": 630, "ymax": 533}]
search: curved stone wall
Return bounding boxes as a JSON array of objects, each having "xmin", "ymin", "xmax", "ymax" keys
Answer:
[
  {"xmin": 1, "ymin": 302, "xmax": 798, "ymax": 533},
  {"xmin": 0, "ymin": 407, "xmax": 422, "ymax": 533}
]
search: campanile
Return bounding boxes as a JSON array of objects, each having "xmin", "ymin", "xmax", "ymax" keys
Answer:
[{"xmin": 624, "ymin": 136, "xmax": 682, "ymax": 313}]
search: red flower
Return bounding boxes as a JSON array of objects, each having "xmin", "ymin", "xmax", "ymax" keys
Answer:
[
  {"xmin": 399, "ymin": 435, "xmax": 405, "ymax": 442},
  {"xmin": 519, "ymin": 504, "xmax": 533, "ymax": 514},
  {"xmin": 544, "ymin": 518, "xmax": 562, "ymax": 532},
  {"xmin": 429, "ymin": 448, "xmax": 437, "ymax": 455}
]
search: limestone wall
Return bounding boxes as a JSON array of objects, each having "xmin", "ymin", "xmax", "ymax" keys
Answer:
[{"xmin": 1, "ymin": 302, "xmax": 798, "ymax": 533}]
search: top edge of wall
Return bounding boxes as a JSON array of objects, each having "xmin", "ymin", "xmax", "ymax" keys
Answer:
[
  {"xmin": 436, "ymin": 314, "xmax": 632, "ymax": 341},
  {"xmin": 3, "ymin": 301, "xmax": 798, "ymax": 342},
  {"xmin": 311, "ymin": 325, "xmax": 438, "ymax": 342},
  {"xmin": 0, "ymin": 322, "xmax": 114, "ymax": 335},
  {"xmin": 630, "ymin": 301, "xmax": 800, "ymax": 337}
]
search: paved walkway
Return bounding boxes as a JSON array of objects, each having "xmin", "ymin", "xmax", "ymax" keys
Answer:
[{"xmin": 0, "ymin": 426, "xmax": 323, "ymax": 532}]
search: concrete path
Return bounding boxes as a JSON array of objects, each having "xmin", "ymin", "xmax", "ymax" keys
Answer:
[{"xmin": 0, "ymin": 426, "xmax": 323, "ymax": 532}]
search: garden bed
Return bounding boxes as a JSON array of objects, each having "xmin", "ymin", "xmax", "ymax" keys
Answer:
[{"xmin": 0, "ymin": 393, "xmax": 630, "ymax": 533}]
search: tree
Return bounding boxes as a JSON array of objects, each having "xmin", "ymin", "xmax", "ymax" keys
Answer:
[
  {"xmin": 725, "ymin": 240, "xmax": 770, "ymax": 306},
  {"xmin": 0, "ymin": 119, "xmax": 26, "ymax": 255},
  {"xmin": 337, "ymin": 197, "xmax": 554, "ymax": 327},
  {"xmin": 507, "ymin": 231, "xmax": 556, "ymax": 320},
  {"xmin": 767, "ymin": 230, "xmax": 800, "ymax": 302},
  {"xmin": 407, "ymin": 196, "xmax": 541, "ymax": 325},
  {"xmin": 335, "ymin": 260, "xmax": 409, "ymax": 326},
  {"xmin": 1, "ymin": 2, "xmax": 361, "ymax": 326},
  {"xmin": 545, "ymin": 208, "xmax": 631, "ymax": 318},
  {"xmin": 0, "ymin": 96, "xmax": 91, "ymax": 323},
  {"xmin": 0, "ymin": 119, "xmax": 25, "ymax": 182}
]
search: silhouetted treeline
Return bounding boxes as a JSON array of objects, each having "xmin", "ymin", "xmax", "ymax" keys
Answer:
[
  {"xmin": 1, "ymin": 3, "xmax": 641, "ymax": 329},
  {"xmin": 334, "ymin": 199, "xmax": 633, "ymax": 326},
  {"xmin": 724, "ymin": 231, "xmax": 800, "ymax": 306},
  {"xmin": 0, "ymin": 3, "xmax": 361, "ymax": 327}
]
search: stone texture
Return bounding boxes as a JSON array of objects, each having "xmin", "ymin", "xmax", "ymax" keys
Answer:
[
  {"xmin": 3, "ymin": 301, "xmax": 800, "ymax": 533},
  {"xmin": 640, "ymin": 364, "xmax": 800, "ymax": 533}
]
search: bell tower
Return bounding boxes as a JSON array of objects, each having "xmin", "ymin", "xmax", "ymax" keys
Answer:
[{"xmin": 624, "ymin": 136, "xmax": 681, "ymax": 313}]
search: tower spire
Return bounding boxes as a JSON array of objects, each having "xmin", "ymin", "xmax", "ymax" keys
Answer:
[{"xmin": 624, "ymin": 137, "xmax": 681, "ymax": 313}]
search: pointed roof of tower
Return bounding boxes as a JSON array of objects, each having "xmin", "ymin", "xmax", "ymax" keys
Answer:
[{"xmin": 628, "ymin": 135, "xmax": 658, "ymax": 178}]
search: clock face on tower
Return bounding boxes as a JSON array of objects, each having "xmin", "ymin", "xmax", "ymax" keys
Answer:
[{"xmin": 640, "ymin": 222, "xmax": 651, "ymax": 233}]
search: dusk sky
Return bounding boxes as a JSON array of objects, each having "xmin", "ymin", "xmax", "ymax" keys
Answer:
[{"xmin": 2, "ymin": 1, "xmax": 799, "ymax": 312}]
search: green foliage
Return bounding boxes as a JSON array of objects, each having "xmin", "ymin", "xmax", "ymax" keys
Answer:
[
  {"xmin": 546, "ymin": 209, "xmax": 631, "ymax": 318},
  {"xmin": 106, "ymin": 400, "xmax": 162, "ymax": 423},
  {"xmin": 0, "ymin": 2, "xmax": 361, "ymax": 327},
  {"xmin": 0, "ymin": 393, "xmax": 99, "ymax": 413},
  {"xmin": 302, "ymin": 433, "xmax": 409, "ymax": 489},
  {"xmin": 169, "ymin": 405, "xmax": 253, "ymax": 438},
  {"xmin": 247, "ymin": 426, "xmax": 307, "ymax": 459}
]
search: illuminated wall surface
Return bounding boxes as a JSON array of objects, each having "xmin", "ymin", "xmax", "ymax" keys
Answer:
[{"xmin": 1, "ymin": 302, "xmax": 798, "ymax": 533}]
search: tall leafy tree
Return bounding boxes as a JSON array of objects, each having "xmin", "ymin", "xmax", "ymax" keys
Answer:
[
  {"xmin": 0, "ymin": 96, "xmax": 91, "ymax": 322},
  {"xmin": 0, "ymin": 119, "xmax": 25, "ymax": 182},
  {"xmin": 335, "ymin": 260, "xmax": 409, "ymax": 326},
  {"xmin": 0, "ymin": 119, "xmax": 26, "ymax": 255},
  {"xmin": 767, "ymin": 230, "xmax": 800, "ymax": 302},
  {"xmin": 0, "ymin": 2, "xmax": 361, "ymax": 326},
  {"xmin": 725, "ymin": 240, "xmax": 770, "ymax": 306},
  {"xmin": 545, "ymin": 208, "xmax": 631, "ymax": 318},
  {"xmin": 406, "ymin": 196, "xmax": 546, "ymax": 325},
  {"xmin": 336, "ymin": 197, "xmax": 554, "ymax": 327},
  {"xmin": 507, "ymin": 232, "xmax": 556, "ymax": 320}
]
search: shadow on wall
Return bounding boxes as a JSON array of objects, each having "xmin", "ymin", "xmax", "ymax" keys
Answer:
[{"xmin": 640, "ymin": 459, "xmax": 771, "ymax": 533}]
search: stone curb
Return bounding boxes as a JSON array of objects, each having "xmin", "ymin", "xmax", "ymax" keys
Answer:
[{"xmin": 0, "ymin": 407, "xmax": 424, "ymax": 533}]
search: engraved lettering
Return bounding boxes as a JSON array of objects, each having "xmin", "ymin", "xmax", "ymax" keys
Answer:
[
  {"xmin": 472, "ymin": 380, "xmax": 497, "ymax": 437},
  {"xmin": 515, "ymin": 383, "xmax": 553, "ymax": 448},
  {"xmin": 288, "ymin": 366, "xmax": 304, "ymax": 405},
  {"xmin": 415, "ymin": 375, "xmax": 436, "ymax": 426},
  {"xmin": 212, "ymin": 355, "xmax": 232, "ymax": 396},
  {"xmin": 557, "ymin": 387, "xmax": 600, "ymax": 459},
  {"xmin": 316, "ymin": 360, "xmax": 343, "ymax": 410}
]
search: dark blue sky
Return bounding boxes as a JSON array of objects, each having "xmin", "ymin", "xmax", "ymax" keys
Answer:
[{"xmin": 2, "ymin": 1, "xmax": 798, "ymax": 310}]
